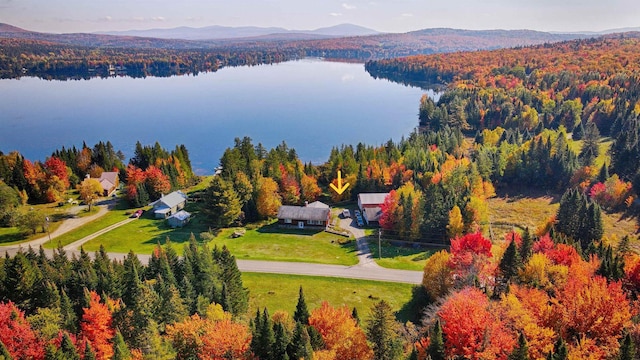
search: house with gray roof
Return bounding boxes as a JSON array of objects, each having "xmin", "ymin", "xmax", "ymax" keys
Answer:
[
  {"xmin": 150, "ymin": 190, "xmax": 188, "ymax": 219},
  {"xmin": 277, "ymin": 203, "xmax": 330, "ymax": 229}
]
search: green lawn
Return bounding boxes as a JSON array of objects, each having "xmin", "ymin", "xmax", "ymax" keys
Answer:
[
  {"xmin": 242, "ymin": 273, "xmax": 417, "ymax": 323},
  {"xmin": 367, "ymin": 240, "xmax": 437, "ymax": 271},
  {"xmin": 208, "ymin": 226, "xmax": 358, "ymax": 265},
  {"xmin": 82, "ymin": 215, "xmax": 358, "ymax": 265},
  {"xmin": 81, "ymin": 202, "xmax": 209, "ymax": 253}
]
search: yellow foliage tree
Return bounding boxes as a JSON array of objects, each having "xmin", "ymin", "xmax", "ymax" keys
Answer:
[
  {"xmin": 422, "ymin": 250, "xmax": 454, "ymax": 299},
  {"xmin": 256, "ymin": 176, "xmax": 282, "ymax": 219},
  {"xmin": 447, "ymin": 205, "xmax": 464, "ymax": 239},
  {"xmin": 78, "ymin": 178, "xmax": 103, "ymax": 212}
]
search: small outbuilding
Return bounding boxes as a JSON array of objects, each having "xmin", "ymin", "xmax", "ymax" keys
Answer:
[
  {"xmin": 277, "ymin": 202, "xmax": 330, "ymax": 229},
  {"xmin": 167, "ymin": 210, "xmax": 191, "ymax": 228}
]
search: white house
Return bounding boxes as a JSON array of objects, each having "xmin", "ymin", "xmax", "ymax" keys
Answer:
[{"xmin": 150, "ymin": 190, "xmax": 188, "ymax": 219}]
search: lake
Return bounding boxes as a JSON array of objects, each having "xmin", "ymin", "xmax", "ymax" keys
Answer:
[{"xmin": 0, "ymin": 58, "xmax": 432, "ymax": 175}]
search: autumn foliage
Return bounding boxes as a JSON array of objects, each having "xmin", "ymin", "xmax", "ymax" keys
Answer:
[{"xmin": 309, "ymin": 301, "xmax": 373, "ymax": 360}]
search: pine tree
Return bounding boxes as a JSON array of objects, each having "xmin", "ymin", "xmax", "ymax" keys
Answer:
[
  {"xmin": 112, "ymin": 330, "xmax": 131, "ymax": 360},
  {"xmin": 288, "ymin": 322, "xmax": 313, "ymax": 360},
  {"xmin": 598, "ymin": 163, "xmax": 610, "ymax": 182},
  {"xmin": 579, "ymin": 121, "xmax": 600, "ymax": 166},
  {"xmin": 520, "ymin": 227, "xmax": 533, "ymax": 262},
  {"xmin": 83, "ymin": 342, "xmax": 97, "ymax": 360},
  {"xmin": 202, "ymin": 176, "xmax": 242, "ymax": 227},
  {"xmin": 215, "ymin": 246, "xmax": 248, "ymax": 316},
  {"xmin": 307, "ymin": 325, "xmax": 325, "ymax": 351},
  {"xmin": 428, "ymin": 320, "xmax": 445, "ymax": 360},
  {"xmin": 619, "ymin": 332, "xmax": 636, "ymax": 360},
  {"xmin": 273, "ymin": 322, "xmax": 290, "ymax": 360},
  {"xmin": 60, "ymin": 332, "xmax": 80, "ymax": 360},
  {"xmin": 509, "ymin": 332, "xmax": 529, "ymax": 360},
  {"xmin": 257, "ymin": 308, "xmax": 275, "ymax": 360},
  {"xmin": 366, "ymin": 300, "xmax": 403, "ymax": 360},
  {"xmin": 499, "ymin": 236, "xmax": 522, "ymax": 281},
  {"xmin": 552, "ymin": 337, "xmax": 568, "ymax": 360},
  {"xmin": 294, "ymin": 286, "xmax": 310, "ymax": 325},
  {"xmin": 59, "ymin": 289, "xmax": 77, "ymax": 333}
]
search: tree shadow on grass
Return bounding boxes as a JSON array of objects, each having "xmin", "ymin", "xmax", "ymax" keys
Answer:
[
  {"xmin": 256, "ymin": 222, "xmax": 324, "ymax": 236},
  {"xmin": 396, "ymin": 285, "xmax": 431, "ymax": 324},
  {"xmin": 0, "ymin": 231, "xmax": 28, "ymax": 244}
]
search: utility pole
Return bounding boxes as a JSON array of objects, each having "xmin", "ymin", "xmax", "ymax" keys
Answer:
[
  {"xmin": 378, "ymin": 228, "xmax": 381, "ymax": 259},
  {"xmin": 45, "ymin": 216, "xmax": 51, "ymax": 244}
]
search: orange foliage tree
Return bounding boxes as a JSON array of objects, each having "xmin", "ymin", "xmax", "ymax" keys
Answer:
[
  {"xmin": 80, "ymin": 291, "xmax": 115, "ymax": 360},
  {"xmin": 437, "ymin": 287, "xmax": 515, "ymax": 359},
  {"xmin": 309, "ymin": 301, "xmax": 373, "ymax": 360},
  {"xmin": 200, "ymin": 319, "xmax": 252, "ymax": 360}
]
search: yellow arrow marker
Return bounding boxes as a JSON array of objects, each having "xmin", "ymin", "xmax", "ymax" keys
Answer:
[{"xmin": 329, "ymin": 170, "xmax": 350, "ymax": 195}]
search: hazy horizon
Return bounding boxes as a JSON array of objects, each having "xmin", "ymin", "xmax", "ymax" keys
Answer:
[{"xmin": 1, "ymin": 0, "xmax": 639, "ymax": 35}]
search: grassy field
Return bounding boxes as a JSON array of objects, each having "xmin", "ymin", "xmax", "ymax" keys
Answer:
[
  {"xmin": 0, "ymin": 200, "xmax": 81, "ymax": 245},
  {"xmin": 42, "ymin": 201, "xmax": 134, "ymax": 249},
  {"xmin": 82, "ymin": 213, "xmax": 359, "ymax": 265},
  {"xmin": 367, "ymin": 240, "xmax": 437, "ymax": 271},
  {"xmin": 488, "ymin": 188, "xmax": 638, "ymax": 242},
  {"xmin": 242, "ymin": 273, "xmax": 417, "ymax": 323}
]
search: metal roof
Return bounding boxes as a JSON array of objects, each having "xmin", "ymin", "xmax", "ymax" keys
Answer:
[
  {"xmin": 358, "ymin": 193, "xmax": 389, "ymax": 206},
  {"xmin": 277, "ymin": 205, "xmax": 330, "ymax": 222},
  {"xmin": 151, "ymin": 190, "xmax": 188, "ymax": 209},
  {"xmin": 169, "ymin": 210, "xmax": 191, "ymax": 221},
  {"xmin": 306, "ymin": 201, "xmax": 329, "ymax": 209}
]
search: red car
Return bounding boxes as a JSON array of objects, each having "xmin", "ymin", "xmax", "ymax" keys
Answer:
[{"xmin": 131, "ymin": 209, "xmax": 144, "ymax": 218}]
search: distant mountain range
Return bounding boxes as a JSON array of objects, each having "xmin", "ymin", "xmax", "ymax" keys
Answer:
[
  {"xmin": 95, "ymin": 23, "xmax": 380, "ymax": 41},
  {"xmin": 551, "ymin": 26, "xmax": 640, "ymax": 35},
  {"xmin": 1, "ymin": 22, "xmax": 638, "ymax": 60}
]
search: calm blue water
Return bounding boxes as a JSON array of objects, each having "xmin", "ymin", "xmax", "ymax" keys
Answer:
[{"xmin": 0, "ymin": 59, "xmax": 428, "ymax": 174}]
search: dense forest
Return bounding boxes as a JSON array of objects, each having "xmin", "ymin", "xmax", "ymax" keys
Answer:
[{"xmin": 3, "ymin": 26, "xmax": 640, "ymax": 360}]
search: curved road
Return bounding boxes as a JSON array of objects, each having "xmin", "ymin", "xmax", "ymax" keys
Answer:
[{"xmin": 0, "ymin": 208, "xmax": 423, "ymax": 285}]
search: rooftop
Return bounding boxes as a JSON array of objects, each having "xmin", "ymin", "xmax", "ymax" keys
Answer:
[
  {"xmin": 358, "ymin": 192, "xmax": 389, "ymax": 205},
  {"xmin": 277, "ymin": 205, "xmax": 330, "ymax": 222}
]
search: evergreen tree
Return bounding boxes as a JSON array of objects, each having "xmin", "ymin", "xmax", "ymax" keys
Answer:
[
  {"xmin": 499, "ymin": 236, "xmax": 522, "ymax": 281},
  {"xmin": 201, "ymin": 176, "xmax": 242, "ymax": 227},
  {"xmin": 287, "ymin": 322, "xmax": 313, "ymax": 360},
  {"xmin": 520, "ymin": 227, "xmax": 533, "ymax": 262},
  {"xmin": 294, "ymin": 286, "xmax": 310, "ymax": 325},
  {"xmin": 366, "ymin": 300, "xmax": 403, "ymax": 360},
  {"xmin": 307, "ymin": 325, "xmax": 325, "ymax": 351},
  {"xmin": 427, "ymin": 320, "xmax": 445, "ymax": 360},
  {"xmin": 619, "ymin": 332, "xmax": 636, "ymax": 360},
  {"xmin": 598, "ymin": 163, "xmax": 610, "ymax": 182},
  {"xmin": 255, "ymin": 308, "xmax": 275, "ymax": 360},
  {"xmin": 59, "ymin": 289, "xmax": 77, "ymax": 333},
  {"xmin": 273, "ymin": 322, "xmax": 290, "ymax": 360},
  {"xmin": 60, "ymin": 332, "xmax": 80, "ymax": 360},
  {"xmin": 579, "ymin": 121, "xmax": 601, "ymax": 166},
  {"xmin": 552, "ymin": 337, "xmax": 568, "ymax": 360},
  {"xmin": 112, "ymin": 330, "xmax": 131, "ymax": 360},
  {"xmin": 83, "ymin": 342, "xmax": 97, "ymax": 360},
  {"xmin": 509, "ymin": 332, "xmax": 529, "ymax": 360},
  {"xmin": 215, "ymin": 246, "xmax": 248, "ymax": 316}
]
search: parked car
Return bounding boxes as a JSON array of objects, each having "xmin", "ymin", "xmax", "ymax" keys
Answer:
[
  {"xmin": 342, "ymin": 209, "xmax": 351, "ymax": 218},
  {"xmin": 131, "ymin": 209, "xmax": 144, "ymax": 218}
]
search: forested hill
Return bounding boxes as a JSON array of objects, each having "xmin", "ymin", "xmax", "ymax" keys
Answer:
[{"xmin": 366, "ymin": 32, "xmax": 640, "ymax": 86}]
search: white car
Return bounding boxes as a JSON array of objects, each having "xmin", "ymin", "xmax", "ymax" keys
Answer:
[{"xmin": 342, "ymin": 209, "xmax": 351, "ymax": 218}]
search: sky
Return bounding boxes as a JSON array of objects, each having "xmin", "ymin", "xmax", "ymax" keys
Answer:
[{"xmin": 1, "ymin": 0, "xmax": 639, "ymax": 34}]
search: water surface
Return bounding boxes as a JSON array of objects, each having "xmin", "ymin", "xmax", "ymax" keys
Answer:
[{"xmin": 0, "ymin": 59, "xmax": 428, "ymax": 174}]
